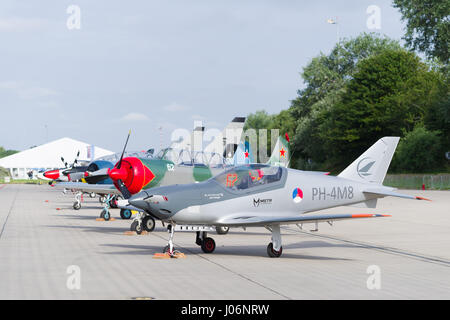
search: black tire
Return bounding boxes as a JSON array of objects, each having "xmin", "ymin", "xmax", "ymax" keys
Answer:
[
  {"xmin": 131, "ymin": 220, "xmax": 142, "ymax": 234},
  {"xmin": 99, "ymin": 196, "xmax": 106, "ymax": 204},
  {"xmin": 215, "ymin": 226, "xmax": 229, "ymax": 235},
  {"xmin": 142, "ymin": 216, "xmax": 155, "ymax": 232},
  {"xmin": 73, "ymin": 202, "xmax": 81, "ymax": 210},
  {"xmin": 89, "ymin": 193, "xmax": 96, "ymax": 198},
  {"xmin": 100, "ymin": 209, "xmax": 111, "ymax": 221},
  {"xmin": 267, "ymin": 243, "xmax": 282, "ymax": 258},
  {"xmin": 201, "ymin": 237, "xmax": 216, "ymax": 254},
  {"xmin": 120, "ymin": 209, "xmax": 132, "ymax": 220}
]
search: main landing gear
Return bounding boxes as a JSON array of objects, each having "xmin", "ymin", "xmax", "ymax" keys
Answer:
[
  {"xmin": 196, "ymin": 231, "xmax": 216, "ymax": 254},
  {"xmin": 159, "ymin": 224, "xmax": 283, "ymax": 258},
  {"xmin": 266, "ymin": 225, "xmax": 283, "ymax": 258},
  {"xmin": 99, "ymin": 194, "xmax": 132, "ymax": 221},
  {"xmin": 130, "ymin": 212, "xmax": 156, "ymax": 234}
]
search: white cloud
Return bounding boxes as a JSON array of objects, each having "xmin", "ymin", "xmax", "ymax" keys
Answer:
[
  {"xmin": 120, "ymin": 112, "xmax": 150, "ymax": 122},
  {"xmin": 163, "ymin": 102, "xmax": 190, "ymax": 112}
]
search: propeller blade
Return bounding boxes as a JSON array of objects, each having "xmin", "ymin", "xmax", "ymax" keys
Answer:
[
  {"xmin": 117, "ymin": 179, "xmax": 132, "ymax": 199},
  {"xmin": 117, "ymin": 130, "xmax": 131, "ymax": 169}
]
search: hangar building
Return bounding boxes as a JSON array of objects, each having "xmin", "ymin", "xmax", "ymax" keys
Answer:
[{"xmin": 0, "ymin": 138, "xmax": 114, "ymax": 179}]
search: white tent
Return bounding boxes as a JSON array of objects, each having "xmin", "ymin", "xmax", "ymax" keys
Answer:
[{"xmin": 0, "ymin": 138, "xmax": 114, "ymax": 179}]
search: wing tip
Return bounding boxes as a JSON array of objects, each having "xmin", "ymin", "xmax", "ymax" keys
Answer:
[
  {"xmin": 351, "ymin": 214, "xmax": 391, "ymax": 218},
  {"xmin": 416, "ymin": 196, "xmax": 432, "ymax": 201}
]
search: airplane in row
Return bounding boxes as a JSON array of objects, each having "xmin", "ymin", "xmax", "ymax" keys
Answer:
[
  {"xmin": 124, "ymin": 137, "xmax": 431, "ymax": 258},
  {"xmin": 37, "ymin": 151, "xmax": 89, "ymax": 184},
  {"xmin": 55, "ymin": 118, "xmax": 249, "ymax": 230}
]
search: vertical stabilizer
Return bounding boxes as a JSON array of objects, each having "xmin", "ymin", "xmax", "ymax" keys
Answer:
[
  {"xmin": 338, "ymin": 137, "xmax": 400, "ymax": 184},
  {"xmin": 267, "ymin": 134, "xmax": 290, "ymax": 168}
]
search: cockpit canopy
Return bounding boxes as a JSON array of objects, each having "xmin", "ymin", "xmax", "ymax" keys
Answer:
[
  {"xmin": 155, "ymin": 148, "xmax": 227, "ymax": 167},
  {"xmin": 213, "ymin": 164, "xmax": 284, "ymax": 191},
  {"xmin": 96, "ymin": 151, "xmax": 154, "ymax": 163}
]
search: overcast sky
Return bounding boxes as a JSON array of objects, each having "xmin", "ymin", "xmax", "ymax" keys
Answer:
[{"xmin": 0, "ymin": 0, "xmax": 405, "ymax": 152}]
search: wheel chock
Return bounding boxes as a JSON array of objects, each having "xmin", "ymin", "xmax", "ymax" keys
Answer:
[
  {"xmin": 123, "ymin": 231, "xmax": 149, "ymax": 236},
  {"xmin": 153, "ymin": 252, "xmax": 186, "ymax": 259},
  {"xmin": 95, "ymin": 218, "xmax": 116, "ymax": 221}
]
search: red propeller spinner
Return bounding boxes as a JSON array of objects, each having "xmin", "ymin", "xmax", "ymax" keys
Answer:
[{"xmin": 108, "ymin": 157, "xmax": 155, "ymax": 195}]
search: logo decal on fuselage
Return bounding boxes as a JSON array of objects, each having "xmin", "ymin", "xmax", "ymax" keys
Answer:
[
  {"xmin": 253, "ymin": 198, "xmax": 272, "ymax": 207},
  {"xmin": 292, "ymin": 188, "xmax": 303, "ymax": 203},
  {"xmin": 357, "ymin": 157, "xmax": 376, "ymax": 179}
]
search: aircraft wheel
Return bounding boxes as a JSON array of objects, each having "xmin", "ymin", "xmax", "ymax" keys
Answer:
[
  {"xmin": 267, "ymin": 243, "xmax": 282, "ymax": 258},
  {"xmin": 201, "ymin": 237, "xmax": 216, "ymax": 254},
  {"xmin": 89, "ymin": 193, "xmax": 96, "ymax": 198},
  {"xmin": 131, "ymin": 220, "xmax": 142, "ymax": 234},
  {"xmin": 100, "ymin": 209, "xmax": 111, "ymax": 221},
  {"xmin": 142, "ymin": 216, "xmax": 155, "ymax": 232},
  {"xmin": 120, "ymin": 209, "xmax": 132, "ymax": 220},
  {"xmin": 73, "ymin": 202, "xmax": 81, "ymax": 210},
  {"xmin": 215, "ymin": 226, "xmax": 229, "ymax": 235},
  {"xmin": 99, "ymin": 196, "xmax": 106, "ymax": 204}
]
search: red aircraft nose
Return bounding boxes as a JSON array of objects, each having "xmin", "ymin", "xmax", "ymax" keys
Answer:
[{"xmin": 44, "ymin": 170, "xmax": 60, "ymax": 180}]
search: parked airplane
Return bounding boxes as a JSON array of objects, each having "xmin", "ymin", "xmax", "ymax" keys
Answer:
[
  {"xmin": 55, "ymin": 118, "xmax": 247, "ymax": 225},
  {"xmin": 38, "ymin": 151, "xmax": 89, "ymax": 184},
  {"xmin": 126, "ymin": 137, "xmax": 431, "ymax": 258}
]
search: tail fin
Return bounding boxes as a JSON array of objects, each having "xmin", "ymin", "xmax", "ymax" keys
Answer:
[
  {"xmin": 233, "ymin": 140, "xmax": 255, "ymax": 165},
  {"xmin": 338, "ymin": 137, "xmax": 400, "ymax": 184},
  {"xmin": 267, "ymin": 133, "xmax": 290, "ymax": 168}
]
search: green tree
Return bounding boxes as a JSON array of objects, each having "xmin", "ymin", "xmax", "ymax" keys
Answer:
[
  {"xmin": 393, "ymin": 0, "xmax": 450, "ymax": 64},
  {"xmin": 318, "ymin": 48, "xmax": 446, "ymax": 170},
  {"xmin": 391, "ymin": 126, "xmax": 443, "ymax": 172},
  {"xmin": 290, "ymin": 33, "xmax": 402, "ymax": 170},
  {"xmin": 0, "ymin": 147, "xmax": 18, "ymax": 159}
]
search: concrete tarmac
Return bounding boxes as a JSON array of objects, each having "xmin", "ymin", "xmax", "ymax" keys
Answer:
[{"xmin": 0, "ymin": 184, "xmax": 449, "ymax": 299}]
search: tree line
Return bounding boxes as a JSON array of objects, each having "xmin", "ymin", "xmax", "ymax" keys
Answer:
[{"xmin": 245, "ymin": 0, "xmax": 449, "ymax": 174}]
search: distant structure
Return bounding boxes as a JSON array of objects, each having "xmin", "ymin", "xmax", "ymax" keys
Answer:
[{"xmin": 0, "ymin": 138, "xmax": 114, "ymax": 179}]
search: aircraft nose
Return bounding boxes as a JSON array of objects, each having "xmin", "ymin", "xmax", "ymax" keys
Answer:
[
  {"xmin": 44, "ymin": 170, "xmax": 60, "ymax": 180},
  {"xmin": 129, "ymin": 191, "xmax": 171, "ymax": 220},
  {"xmin": 128, "ymin": 192, "xmax": 150, "ymax": 211}
]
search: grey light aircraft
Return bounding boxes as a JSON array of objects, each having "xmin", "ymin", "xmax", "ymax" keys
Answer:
[{"xmin": 127, "ymin": 137, "xmax": 431, "ymax": 258}]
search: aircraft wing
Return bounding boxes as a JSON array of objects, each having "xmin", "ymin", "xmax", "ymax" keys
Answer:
[
  {"xmin": 54, "ymin": 182, "xmax": 121, "ymax": 195},
  {"xmin": 217, "ymin": 213, "xmax": 390, "ymax": 227},
  {"xmin": 363, "ymin": 187, "xmax": 431, "ymax": 201}
]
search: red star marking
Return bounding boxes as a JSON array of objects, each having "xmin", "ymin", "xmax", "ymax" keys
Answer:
[
  {"xmin": 280, "ymin": 148, "xmax": 286, "ymax": 157},
  {"xmin": 244, "ymin": 151, "xmax": 249, "ymax": 158}
]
